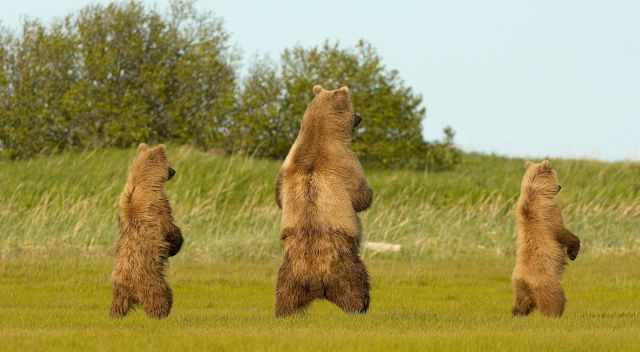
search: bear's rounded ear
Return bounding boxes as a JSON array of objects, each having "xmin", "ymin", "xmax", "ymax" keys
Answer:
[
  {"xmin": 542, "ymin": 159, "xmax": 551, "ymax": 168},
  {"xmin": 154, "ymin": 144, "xmax": 167, "ymax": 155},
  {"xmin": 137, "ymin": 143, "xmax": 149, "ymax": 153},
  {"xmin": 148, "ymin": 144, "xmax": 167, "ymax": 161},
  {"xmin": 524, "ymin": 160, "xmax": 533, "ymax": 169},
  {"xmin": 313, "ymin": 85, "xmax": 323, "ymax": 95},
  {"xmin": 338, "ymin": 86, "xmax": 350, "ymax": 94}
]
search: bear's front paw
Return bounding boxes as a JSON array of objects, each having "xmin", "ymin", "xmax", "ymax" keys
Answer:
[
  {"xmin": 167, "ymin": 237, "xmax": 183, "ymax": 257},
  {"xmin": 567, "ymin": 245, "xmax": 580, "ymax": 261}
]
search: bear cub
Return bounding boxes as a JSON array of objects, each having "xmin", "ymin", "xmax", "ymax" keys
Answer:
[
  {"xmin": 512, "ymin": 160, "xmax": 580, "ymax": 317},
  {"xmin": 111, "ymin": 143, "xmax": 184, "ymax": 319}
]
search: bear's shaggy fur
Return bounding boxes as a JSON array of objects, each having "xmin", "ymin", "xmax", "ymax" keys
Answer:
[
  {"xmin": 512, "ymin": 160, "xmax": 580, "ymax": 317},
  {"xmin": 111, "ymin": 143, "xmax": 183, "ymax": 319},
  {"xmin": 274, "ymin": 85, "xmax": 373, "ymax": 317}
]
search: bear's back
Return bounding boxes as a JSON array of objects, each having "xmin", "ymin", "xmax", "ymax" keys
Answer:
[
  {"xmin": 280, "ymin": 155, "xmax": 360, "ymax": 237},
  {"xmin": 514, "ymin": 197, "xmax": 566, "ymax": 280}
]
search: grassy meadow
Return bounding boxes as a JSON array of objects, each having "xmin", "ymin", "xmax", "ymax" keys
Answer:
[{"xmin": 1, "ymin": 146, "xmax": 639, "ymax": 350}]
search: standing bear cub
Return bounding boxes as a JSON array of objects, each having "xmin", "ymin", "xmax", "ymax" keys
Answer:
[
  {"xmin": 111, "ymin": 143, "xmax": 184, "ymax": 319},
  {"xmin": 275, "ymin": 85, "xmax": 373, "ymax": 317},
  {"xmin": 512, "ymin": 160, "xmax": 580, "ymax": 317}
]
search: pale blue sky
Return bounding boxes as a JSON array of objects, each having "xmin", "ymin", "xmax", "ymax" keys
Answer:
[{"xmin": 2, "ymin": 1, "xmax": 638, "ymax": 160}]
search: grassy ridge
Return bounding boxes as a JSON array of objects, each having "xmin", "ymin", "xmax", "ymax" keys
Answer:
[
  {"xmin": 1, "ymin": 148, "xmax": 639, "ymax": 351},
  {"xmin": 0, "ymin": 146, "xmax": 638, "ymax": 260},
  {"xmin": 1, "ymin": 257, "xmax": 640, "ymax": 351}
]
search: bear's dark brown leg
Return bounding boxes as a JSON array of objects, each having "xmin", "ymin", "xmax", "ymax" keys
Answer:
[
  {"xmin": 110, "ymin": 282, "xmax": 133, "ymax": 319},
  {"xmin": 557, "ymin": 228, "xmax": 581, "ymax": 261},
  {"xmin": 141, "ymin": 282, "xmax": 173, "ymax": 319},
  {"xmin": 351, "ymin": 180, "xmax": 373, "ymax": 212},
  {"xmin": 535, "ymin": 281, "xmax": 565, "ymax": 317},
  {"xmin": 166, "ymin": 224, "xmax": 184, "ymax": 257},
  {"xmin": 275, "ymin": 260, "xmax": 314, "ymax": 318},
  {"xmin": 325, "ymin": 256, "xmax": 370, "ymax": 314},
  {"xmin": 512, "ymin": 279, "xmax": 535, "ymax": 316}
]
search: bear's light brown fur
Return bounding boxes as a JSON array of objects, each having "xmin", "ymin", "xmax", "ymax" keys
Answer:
[
  {"xmin": 111, "ymin": 143, "xmax": 183, "ymax": 319},
  {"xmin": 512, "ymin": 160, "xmax": 580, "ymax": 317},
  {"xmin": 274, "ymin": 85, "xmax": 373, "ymax": 317}
]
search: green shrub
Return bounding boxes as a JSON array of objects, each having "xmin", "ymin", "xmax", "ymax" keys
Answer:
[
  {"xmin": 0, "ymin": 2, "xmax": 460, "ymax": 171},
  {"xmin": 236, "ymin": 40, "xmax": 461, "ymax": 170},
  {"xmin": 0, "ymin": 0, "xmax": 236, "ymax": 158}
]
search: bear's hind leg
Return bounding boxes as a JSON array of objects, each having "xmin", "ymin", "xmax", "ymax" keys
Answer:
[
  {"xmin": 534, "ymin": 281, "xmax": 566, "ymax": 317},
  {"xmin": 275, "ymin": 261, "xmax": 314, "ymax": 318},
  {"xmin": 512, "ymin": 279, "xmax": 535, "ymax": 316},
  {"xmin": 325, "ymin": 256, "xmax": 370, "ymax": 314},
  {"xmin": 141, "ymin": 282, "xmax": 173, "ymax": 319},
  {"xmin": 110, "ymin": 282, "xmax": 134, "ymax": 318}
]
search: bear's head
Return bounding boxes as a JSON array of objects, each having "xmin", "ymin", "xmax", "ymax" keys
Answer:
[
  {"xmin": 128, "ymin": 143, "xmax": 176, "ymax": 189},
  {"xmin": 301, "ymin": 85, "xmax": 361, "ymax": 141},
  {"xmin": 522, "ymin": 159, "xmax": 562, "ymax": 197}
]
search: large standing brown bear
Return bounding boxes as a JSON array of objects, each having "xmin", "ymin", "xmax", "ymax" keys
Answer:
[
  {"xmin": 111, "ymin": 143, "xmax": 184, "ymax": 319},
  {"xmin": 512, "ymin": 160, "xmax": 580, "ymax": 317},
  {"xmin": 274, "ymin": 85, "xmax": 373, "ymax": 317}
]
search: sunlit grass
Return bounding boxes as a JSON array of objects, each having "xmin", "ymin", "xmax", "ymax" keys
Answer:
[
  {"xmin": 1, "ymin": 147, "xmax": 639, "ymax": 350},
  {"xmin": 0, "ymin": 146, "xmax": 638, "ymax": 259},
  {"xmin": 1, "ymin": 257, "xmax": 639, "ymax": 351}
]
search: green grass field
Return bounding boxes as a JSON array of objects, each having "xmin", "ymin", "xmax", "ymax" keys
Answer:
[
  {"xmin": 2, "ymin": 257, "xmax": 640, "ymax": 351},
  {"xmin": 1, "ymin": 147, "xmax": 639, "ymax": 350}
]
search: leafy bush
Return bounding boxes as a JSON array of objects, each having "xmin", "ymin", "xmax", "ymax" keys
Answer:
[
  {"xmin": 0, "ymin": 1, "xmax": 460, "ymax": 171},
  {"xmin": 0, "ymin": 0, "xmax": 236, "ymax": 158},
  {"xmin": 235, "ymin": 40, "xmax": 461, "ymax": 170}
]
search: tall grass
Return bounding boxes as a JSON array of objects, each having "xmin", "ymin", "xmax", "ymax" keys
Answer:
[{"xmin": 0, "ymin": 147, "xmax": 638, "ymax": 260}]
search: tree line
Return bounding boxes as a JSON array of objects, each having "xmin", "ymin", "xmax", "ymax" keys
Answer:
[{"xmin": 0, "ymin": 0, "xmax": 460, "ymax": 170}]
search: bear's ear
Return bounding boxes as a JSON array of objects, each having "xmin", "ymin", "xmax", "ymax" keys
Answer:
[
  {"xmin": 137, "ymin": 143, "xmax": 149, "ymax": 153},
  {"xmin": 338, "ymin": 86, "xmax": 350, "ymax": 94},
  {"xmin": 148, "ymin": 144, "xmax": 167, "ymax": 161},
  {"xmin": 524, "ymin": 160, "xmax": 533, "ymax": 169},
  {"xmin": 313, "ymin": 85, "xmax": 323, "ymax": 96},
  {"xmin": 154, "ymin": 144, "xmax": 167, "ymax": 156},
  {"xmin": 542, "ymin": 159, "xmax": 551, "ymax": 168}
]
